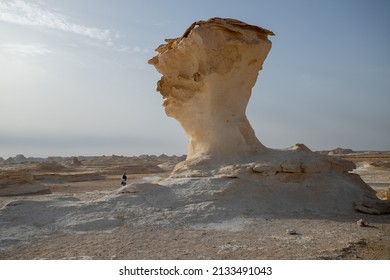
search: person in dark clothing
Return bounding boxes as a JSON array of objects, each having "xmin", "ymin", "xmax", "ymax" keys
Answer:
[{"xmin": 121, "ymin": 172, "xmax": 127, "ymax": 186}]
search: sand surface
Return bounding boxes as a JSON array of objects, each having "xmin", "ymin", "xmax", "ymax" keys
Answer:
[
  {"xmin": 1, "ymin": 217, "xmax": 389, "ymax": 260},
  {"xmin": 0, "ymin": 153, "xmax": 389, "ymax": 260}
]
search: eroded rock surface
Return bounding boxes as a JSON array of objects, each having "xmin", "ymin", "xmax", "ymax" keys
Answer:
[
  {"xmin": 149, "ymin": 18, "xmax": 272, "ymax": 162},
  {"xmin": 0, "ymin": 171, "xmax": 50, "ymax": 196},
  {"xmin": 149, "ymin": 18, "xmax": 357, "ymax": 178},
  {"xmin": 149, "ymin": 17, "xmax": 387, "ymax": 214}
]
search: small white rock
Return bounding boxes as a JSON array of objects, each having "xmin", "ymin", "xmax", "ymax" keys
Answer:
[
  {"xmin": 286, "ymin": 229, "xmax": 297, "ymax": 235},
  {"xmin": 356, "ymin": 219, "xmax": 367, "ymax": 227}
]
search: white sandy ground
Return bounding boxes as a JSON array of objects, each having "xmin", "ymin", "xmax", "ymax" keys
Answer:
[{"xmin": 0, "ymin": 173, "xmax": 389, "ymax": 259}]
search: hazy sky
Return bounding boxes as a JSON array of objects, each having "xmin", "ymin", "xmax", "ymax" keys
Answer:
[{"xmin": 1, "ymin": 0, "xmax": 389, "ymax": 158}]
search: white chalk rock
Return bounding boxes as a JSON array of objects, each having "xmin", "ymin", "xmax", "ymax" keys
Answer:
[
  {"xmin": 149, "ymin": 17, "xmax": 386, "ymax": 214},
  {"xmin": 149, "ymin": 18, "xmax": 273, "ymax": 162}
]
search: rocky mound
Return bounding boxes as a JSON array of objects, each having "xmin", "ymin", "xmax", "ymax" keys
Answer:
[
  {"xmin": 34, "ymin": 161, "xmax": 68, "ymax": 172},
  {"xmin": 0, "ymin": 171, "xmax": 50, "ymax": 196}
]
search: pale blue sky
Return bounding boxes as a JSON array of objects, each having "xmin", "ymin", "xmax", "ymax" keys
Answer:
[{"xmin": 1, "ymin": 0, "xmax": 389, "ymax": 158}]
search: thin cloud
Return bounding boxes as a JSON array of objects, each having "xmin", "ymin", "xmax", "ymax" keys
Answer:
[
  {"xmin": 0, "ymin": 0, "xmax": 117, "ymax": 45},
  {"xmin": 117, "ymin": 45, "xmax": 151, "ymax": 54},
  {"xmin": 0, "ymin": 43, "xmax": 51, "ymax": 56}
]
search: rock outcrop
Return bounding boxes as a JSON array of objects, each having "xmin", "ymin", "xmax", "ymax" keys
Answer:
[
  {"xmin": 149, "ymin": 18, "xmax": 356, "ymax": 177},
  {"xmin": 70, "ymin": 156, "xmax": 83, "ymax": 166},
  {"xmin": 0, "ymin": 171, "xmax": 50, "ymax": 196},
  {"xmin": 149, "ymin": 18, "xmax": 272, "ymax": 163},
  {"xmin": 148, "ymin": 18, "xmax": 388, "ymax": 215}
]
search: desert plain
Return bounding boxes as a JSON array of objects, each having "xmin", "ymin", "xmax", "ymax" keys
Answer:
[{"xmin": 0, "ymin": 150, "xmax": 389, "ymax": 260}]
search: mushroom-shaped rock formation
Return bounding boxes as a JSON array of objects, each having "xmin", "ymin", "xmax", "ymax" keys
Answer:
[
  {"xmin": 149, "ymin": 18, "xmax": 272, "ymax": 163},
  {"xmin": 150, "ymin": 18, "xmax": 352, "ymax": 176},
  {"xmin": 147, "ymin": 18, "xmax": 388, "ymax": 215}
]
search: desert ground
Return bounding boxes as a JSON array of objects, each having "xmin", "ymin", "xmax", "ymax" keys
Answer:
[{"xmin": 0, "ymin": 151, "xmax": 389, "ymax": 260}]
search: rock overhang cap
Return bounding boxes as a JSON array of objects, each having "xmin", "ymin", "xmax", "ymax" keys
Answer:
[
  {"xmin": 182, "ymin": 17, "xmax": 275, "ymax": 38},
  {"xmin": 149, "ymin": 17, "xmax": 274, "ymax": 57}
]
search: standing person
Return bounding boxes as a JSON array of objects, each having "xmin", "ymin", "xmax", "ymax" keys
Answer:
[{"xmin": 121, "ymin": 172, "xmax": 127, "ymax": 186}]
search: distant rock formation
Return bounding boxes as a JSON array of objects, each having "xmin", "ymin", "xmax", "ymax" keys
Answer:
[
  {"xmin": 317, "ymin": 148, "xmax": 355, "ymax": 156},
  {"xmin": 5, "ymin": 154, "xmax": 28, "ymax": 164},
  {"xmin": 4, "ymin": 154, "xmax": 47, "ymax": 164},
  {"xmin": 71, "ymin": 156, "xmax": 83, "ymax": 166},
  {"xmin": 149, "ymin": 18, "xmax": 388, "ymax": 215},
  {"xmin": 0, "ymin": 171, "xmax": 50, "ymax": 196},
  {"xmin": 34, "ymin": 161, "xmax": 68, "ymax": 172}
]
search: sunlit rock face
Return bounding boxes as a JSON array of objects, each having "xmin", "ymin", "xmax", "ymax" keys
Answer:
[
  {"xmin": 149, "ymin": 18, "xmax": 359, "ymax": 177},
  {"xmin": 149, "ymin": 18, "xmax": 274, "ymax": 162},
  {"xmin": 148, "ymin": 18, "xmax": 390, "ymax": 215}
]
